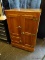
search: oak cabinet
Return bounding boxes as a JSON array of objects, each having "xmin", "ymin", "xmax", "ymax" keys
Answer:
[{"xmin": 5, "ymin": 9, "xmax": 41, "ymax": 51}]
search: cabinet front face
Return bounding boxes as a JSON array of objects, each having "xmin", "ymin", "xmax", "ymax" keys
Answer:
[{"xmin": 5, "ymin": 10, "xmax": 41, "ymax": 51}]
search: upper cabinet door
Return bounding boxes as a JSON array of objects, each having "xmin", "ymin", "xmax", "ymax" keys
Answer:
[
  {"xmin": 7, "ymin": 15, "xmax": 21, "ymax": 35},
  {"xmin": 23, "ymin": 14, "xmax": 39, "ymax": 34}
]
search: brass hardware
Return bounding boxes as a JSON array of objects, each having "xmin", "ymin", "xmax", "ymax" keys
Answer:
[
  {"xmin": 29, "ymin": 33, "xmax": 36, "ymax": 36},
  {"xmin": 18, "ymin": 26, "xmax": 21, "ymax": 28},
  {"xmin": 21, "ymin": 32, "xmax": 25, "ymax": 35},
  {"xmin": 33, "ymin": 17, "xmax": 38, "ymax": 21},
  {"xmin": 25, "ymin": 32, "xmax": 36, "ymax": 36},
  {"xmin": 16, "ymin": 26, "xmax": 21, "ymax": 28}
]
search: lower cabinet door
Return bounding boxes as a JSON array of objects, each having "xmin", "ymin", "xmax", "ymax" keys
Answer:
[
  {"xmin": 21, "ymin": 32, "xmax": 36, "ymax": 47},
  {"xmin": 25, "ymin": 34, "xmax": 36, "ymax": 47}
]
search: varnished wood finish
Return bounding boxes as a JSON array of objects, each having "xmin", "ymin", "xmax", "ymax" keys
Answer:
[{"xmin": 5, "ymin": 9, "xmax": 41, "ymax": 51}]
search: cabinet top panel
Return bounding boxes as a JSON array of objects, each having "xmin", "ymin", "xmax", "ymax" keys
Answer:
[{"xmin": 5, "ymin": 9, "xmax": 41, "ymax": 13}]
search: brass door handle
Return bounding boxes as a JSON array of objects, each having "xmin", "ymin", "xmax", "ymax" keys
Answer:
[
  {"xmin": 16, "ymin": 26, "xmax": 21, "ymax": 28},
  {"xmin": 33, "ymin": 17, "xmax": 38, "ymax": 21},
  {"xmin": 20, "ymin": 40, "xmax": 22, "ymax": 43}
]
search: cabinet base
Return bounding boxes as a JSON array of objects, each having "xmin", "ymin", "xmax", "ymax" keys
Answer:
[{"xmin": 11, "ymin": 42, "xmax": 34, "ymax": 52}]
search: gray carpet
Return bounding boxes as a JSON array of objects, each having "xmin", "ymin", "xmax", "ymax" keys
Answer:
[{"xmin": 0, "ymin": 39, "xmax": 45, "ymax": 60}]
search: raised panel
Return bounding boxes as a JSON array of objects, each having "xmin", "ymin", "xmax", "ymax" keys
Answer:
[
  {"xmin": 7, "ymin": 15, "xmax": 21, "ymax": 35},
  {"xmin": 28, "ymin": 18, "xmax": 39, "ymax": 34},
  {"xmin": 25, "ymin": 33, "xmax": 36, "ymax": 47},
  {"xmin": 24, "ymin": 16, "xmax": 39, "ymax": 34},
  {"xmin": 21, "ymin": 32, "xmax": 36, "ymax": 47}
]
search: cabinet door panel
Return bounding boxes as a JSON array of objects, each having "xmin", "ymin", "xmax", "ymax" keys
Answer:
[
  {"xmin": 28, "ymin": 19, "xmax": 38, "ymax": 34},
  {"xmin": 25, "ymin": 34, "xmax": 31, "ymax": 47},
  {"xmin": 25, "ymin": 33, "xmax": 36, "ymax": 47},
  {"xmin": 22, "ymin": 32, "xmax": 36, "ymax": 47},
  {"xmin": 7, "ymin": 16, "xmax": 21, "ymax": 35},
  {"xmin": 21, "ymin": 32, "xmax": 36, "ymax": 47},
  {"xmin": 25, "ymin": 16, "xmax": 39, "ymax": 34},
  {"xmin": 21, "ymin": 15, "xmax": 39, "ymax": 34}
]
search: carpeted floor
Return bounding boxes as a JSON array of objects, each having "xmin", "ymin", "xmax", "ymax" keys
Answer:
[{"xmin": 0, "ymin": 38, "xmax": 45, "ymax": 60}]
